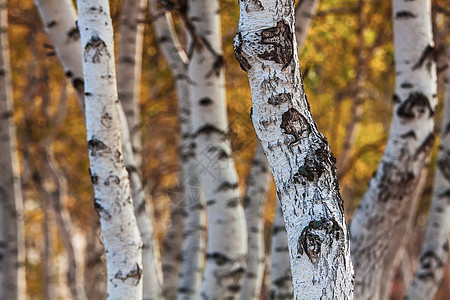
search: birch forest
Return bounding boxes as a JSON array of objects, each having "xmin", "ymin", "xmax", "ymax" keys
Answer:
[{"xmin": 1, "ymin": 0, "xmax": 450, "ymax": 299}]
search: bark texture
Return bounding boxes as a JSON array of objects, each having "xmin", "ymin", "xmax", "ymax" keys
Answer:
[
  {"xmin": 148, "ymin": 1, "xmax": 206, "ymax": 298},
  {"xmin": 406, "ymin": 43, "xmax": 450, "ymax": 300},
  {"xmin": 349, "ymin": 0, "xmax": 437, "ymax": 299},
  {"xmin": 240, "ymin": 143, "xmax": 271, "ymax": 300},
  {"xmin": 235, "ymin": 1, "xmax": 354, "ymax": 298},
  {"xmin": 117, "ymin": 0, "xmax": 146, "ymax": 166},
  {"xmin": 0, "ymin": 0, "xmax": 26, "ymax": 298},
  {"xmin": 77, "ymin": 1, "xmax": 143, "ymax": 298},
  {"xmin": 269, "ymin": 203, "xmax": 293, "ymax": 300},
  {"xmin": 188, "ymin": 0, "xmax": 248, "ymax": 298}
]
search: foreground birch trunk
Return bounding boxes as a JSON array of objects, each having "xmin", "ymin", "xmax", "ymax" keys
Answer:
[
  {"xmin": 148, "ymin": 1, "xmax": 206, "ymax": 298},
  {"xmin": 188, "ymin": 0, "xmax": 247, "ymax": 298},
  {"xmin": 269, "ymin": 203, "xmax": 293, "ymax": 300},
  {"xmin": 349, "ymin": 0, "xmax": 437, "ymax": 298},
  {"xmin": 406, "ymin": 43, "xmax": 450, "ymax": 300},
  {"xmin": 0, "ymin": 0, "xmax": 26, "ymax": 298},
  {"xmin": 240, "ymin": 143, "xmax": 271, "ymax": 300},
  {"xmin": 235, "ymin": 1, "xmax": 353, "ymax": 298},
  {"xmin": 77, "ymin": 1, "xmax": 143, "ymax": 298}
]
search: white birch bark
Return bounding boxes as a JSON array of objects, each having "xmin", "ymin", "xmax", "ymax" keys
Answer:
[
  {"xmin": 34, "ymin": 0, "xmax": 84, "ymax": 104},
  {"xmin": 269, "ymin": 203, "xmax": 293, "ymax": 300},
  {"xmin": 117, "ymin": 0, "xmax": 146, "ymax": 166},
  {"xmin": 148, "ymin": 2, "xmax": 206, "ymax": 298},
  {"xmin": 235, "ymin": 1, "xmax": 354, "ymax": 298},
  {"xmin": 406, "ymin": 44, "xmax": 450, "ymax": 300},
  {"xmin": 186, "ymin": 0, "xmax": 248, "ymax": 298},
  {"xmin": 240, "ymin": 143, "xmax": 271, "ymax": 300},
  {"xmin": 349, "ymin": 0, "xmax": 437, "ymax": 298},
  {"xmin": 77, "ymin": 1, "xmax": 143, "ymax": 298},
  {"xmin": 294, "ymin": 0, "xmax": 320, "ymax": 49},
  {"xmin": 0, "ymin": 0, "xmax": 26, "ymax": 298}
]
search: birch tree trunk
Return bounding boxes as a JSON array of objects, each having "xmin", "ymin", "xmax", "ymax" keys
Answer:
[
  {"xmin": 294, "ymin": 0, "xmax": 320, "ymax": 49},
  {"xmin": 235, "ymin": 1, "xmax": 354, "ymax": 298},
  {"xmin": 77, "ymin": 1, "xmax": 143, "ymax": 298},
  {"xmin": 406, "ymin": 44, "xmax": 450, "ymax": 300},
  {"xmin": 0, "ymin": 0, "xmax": 26, "ymax": 298},
  {"xmin": 187, "ymin": 0, "xmax": 248, "ymax": 298},
  {"xmin": 148, "ymin": 2, "xmax": 206, "ymax": 298},
  {"xmin": 349, "ymin": 0, "xmax": 437, "ymax": 298},
  {"xmin": 117, "ymin": 0, "xmax": 146, "ymax": 166},
  {"xmin": 269, "ymin": 203, "xmax": 293, "ymax": 300},
  {"xmin": 240, "ymin": 143, "xmax": 271, "ymax": 300}
]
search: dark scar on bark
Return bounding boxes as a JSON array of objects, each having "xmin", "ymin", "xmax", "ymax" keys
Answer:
[
  {"xmin": 412, "ymin": 44, "xmax": 435, "ymax": 71},
  {"xmin": 84, "ymin": 35, "xmax": 110, "ymax": 63},
  {"xmin": 395, "ymin": 11, "xmax": 416, "ymax": 19},
  {"xmin": 258, "ymin": 20, "xmax": 293, "ymax": 69},
  {"xmin": 67, "ymin": 26, "xmax": 80, "ymax": 42},
  {"xmin": 437, "ymin": 150, "xmax": 450, "ymax": 181},
  {"xmin": 94, "ymin": 199, "xmax": 111, "ymax": 220},
  {"xmin": 245, "ymin": 0, "xmax": 264, "ymax": 13},
  {"xmin": 89, "ymin": 168, "xmax": 98, "ymax": 184},
  {"xmin": 87, "ymin": 137, "xmax": 107, "ymax": 155},
  {"xmin": 234, "ymin": 32, "xmax": 251, "ymax": 72},
  {"xmin": 397, "ymin": 92, "xmax": 433, "ymax": 119},
  {"xmin": 268, "ymin": 92, "xmax": 292, "ymax": 106},
  {"xmin": 280, "ymin": 108, "xmax": 310, "ymax": 145},
  {"xmin": 293, "ymin": 150, "xmax": 326, "ymax": 183}
]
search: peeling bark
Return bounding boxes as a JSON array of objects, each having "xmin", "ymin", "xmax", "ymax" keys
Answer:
[
  {"xmin": 0, "ymin": 0, "xmax": 26, "ymax": 298},
  {"xmin": 349, "ymin": 0, "xmax": 437, "ymax": 299},
  {"xmin": 406, "ymin": 40, "xmax": 450, "ymax": 300},
  {"xmin": 77, "ymin": 1, "xmax": 143, "ymax": 298},
  {"xmin": 235, "ymin": 1, "xmax": 354, "ymax": 298},
  {"xmin": 240, "ymin": 143, "xmax": 271, "ymax": 300}
]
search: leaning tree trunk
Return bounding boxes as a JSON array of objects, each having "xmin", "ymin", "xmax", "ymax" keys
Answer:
[
  {"xmin": 188, "ymin": 0, "xmax": 248, "ymax": 298},
  {"xmin": 0, "ymin": 1, "xmax": 26, "ymax": 298},
  {"xmin": 234, "ymin": 1, "xmax": 354, "ymax": 298},
  {"xmin": 240, "ymin": 143, "xmax": 271, "ymax": 300},
  {"xmin": 406, "ymin": 42, "xmax": 450, "ymax": 300},
  {"xmin": 269, "ymin": 203, "xmax": 293, "ymax": 300},
  {"xmin": 294, "ymin": 0, "xmax": 320, "ymax": 49},
  {"xmin": 349, "ymin": 0, "xmax": 437, "ymax": 299},
  {"xmin": 77, "ymin": 1, "xmax": 143, "ymax": 298},
  {"xmin": 148, "ymin": 1, "xmax": 206, "ymax": 298}
]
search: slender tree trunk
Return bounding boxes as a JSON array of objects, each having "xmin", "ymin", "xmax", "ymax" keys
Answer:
[
  {"xmin": 406, "ymin": 43, "xmax": 450, "ymax": 300},
  {"xmin": 349, "ymin": 0, "xmax": 437, "ymax": 298},
  {"xmin": 294, "ymin": 0, "xmax": 320, "ymax": 49},
  {"xmin": 235, "ymin": 1, "xmax": 354, "ymax": 298},
  {"xmin": 117, "ymin": 0, "xmax": 146, "ymax": 166},
  {"xmin": 188, "ymin": 0, "xmax": 248, "ymax": 298},
  {"xmin": 269, "ymin": 203, "xmax": 293, "ymax": 300},
  {"xmin": 84, "ymin": 220, "xmax": 106, "ymax": 300},
  {"xmin": 240, "ymin": 143, "xmax": 271, "ymax": 300},
  {"xmin": 77, "ymin": 1, "xmax": 143, "ymax": 298},
  {"xmin": 0, "ymin": 1, "xmax": 26, "ymax": 298},
  {"xmin": 41, "ymin": 199, "xmax": 56, "ymax": 300},
  {"xmin": 148, "ymin": 2, "xmax": 206, "ymax": 298}
]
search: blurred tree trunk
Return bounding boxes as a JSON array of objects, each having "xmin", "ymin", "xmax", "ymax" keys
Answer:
[
  {"xmin": 148, "ymin": 2, "xmax": 206, "ymax": 299},
  {"xmin": 349, "ymin": 0, "xmax": 437, "ymax": 298},
  {"xmin": 235, "ymin": 1, "xmax": 354, "ymax": 298},
  {"xmin": 187, "ymin": 0, "xmax": 247, "ymax": 298},
  {"xmin": 406, "ymin": 40, "xmax": 450, "ymax": 300},
  {"xmin": 84, "ymin": 220, "xmax": 107, "ymax": 300},
  {"xmin": 240, "ymin": 143, "xmax": 271, "ymax": 300},
  {"xmin": 0, "ymin": 0, "xmax": 26, "ymax": 298},
  {"xmin": 294, "ymin": 0, "xmax": 320, "ymax": 48},
  {"xmin": 269, "ymin": 203, "xmax": 293, "ymax": 300},
  {"xmin": 77, "ymin": 1, "xmax": 143, "ymax": 298}
]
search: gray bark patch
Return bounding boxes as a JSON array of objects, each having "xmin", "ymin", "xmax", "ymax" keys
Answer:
[
  {"xmin": 258, "ymin": 21, "xmax": 293, "ymax": 69},
  {"xmin": 268, "ymin": 92, "xmax": 292, "ymax": 106}
]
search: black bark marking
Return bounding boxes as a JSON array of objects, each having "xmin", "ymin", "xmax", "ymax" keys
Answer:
[
  {"xmin": 395, "ymin": 11, "xmax": 417, "ymax": 19},
  {"xmin": 297, "ymin": 218, "xmax": 343, "ymax": 263},
  {"xmin": 84, "ymin": 35, "xmax": 110, "ymax": 63},
  {"xmin": 72, "ymin": 78, "xmax": 84, "ymax": 94},
  {"xmin": 206, "ymin": 199, "xmax": 216, "ymax": 206},
  {"xmin": 234, "ymin": 32, "xmax": 251, "ymax": 72},
  {"xmin": 400, "ymin": 130, "xmax": 417, "ymax": 139},
  {"xmin": 397, "ymin": 92, "xmax": 433, "ymax": 119},
  {"xmin": 268, "ymin": 92, "xmax": 292, "ymax": 106},
  {"xmin": 378, "ymin": 162, "xmax": 415, "ymax": 202},
  {"xmin": 226, "ymin": 197, "xmax": 240, "ymax": 207},
  {"xmin": 414, "ymin": 133, "xmax": 435, "ymax": 158},
  {"xmin": 412, "ymin": 44, "xmax": 435, "ymax": 71},
  {"xmin": 104, "ymin": 175, "xmax": 120, "ymax": 186},
  {"xmin": 259, "ymin": 21, "xmax": 293, "ymax": 69},
  {"xmin": 114, "ymin": 263, "xmax": 142, "ymax": 286},
  {"xmin": 94, "ymin": 199, "xmax": 111, "ymax": 220},
  {"xmin": 0, "ymin": 110, "xmax": 12, "ymax": 119},
  {"xmin": 280, "ymin": 108, "xmax": 310, "ymax": 145},
  {"xmin": 199, "ymin": 97, "xmax": 213, "ymax": 106},
  {"xmin": 393, "ymin": 94, "xmax": 401, "ymax": 104},
  {"xmin": 416, "ymin": 251, "xmax": 444, "ymax": 281},
  {"xmin": 437, "ymin": 150, "xmax": 450, "ymax": 180},
  {"xmin": 67, "ymin": 26, "xmax": 80, "ymax": 42},
  {"xmin": 194, "ymin": 124, "xmax": 228, "ymax": 138},
  {"xmin": 206, "ymin": 252, "xmax": 232, "ymax": 266},
  {"xmin": 294, "ymin": 150, "xmax": 326, "ymax": 183},
  {"xmin": 205, "ymin": 55, "xmax": 224, "ymax": 78},
  {"xmin": 400, "ymin": 82, "xmax": 413, "ymax": 88},
  {"xmin": 87, "ymin": 137, "xmax": 107, "ymax": 156},
  {"xmin": 89, "ymin": 168, "xmax": 99, "ymax": 185},
  {"xmin": 215, "ymin": 181, "xmax": 238, "ymax": 193}
]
